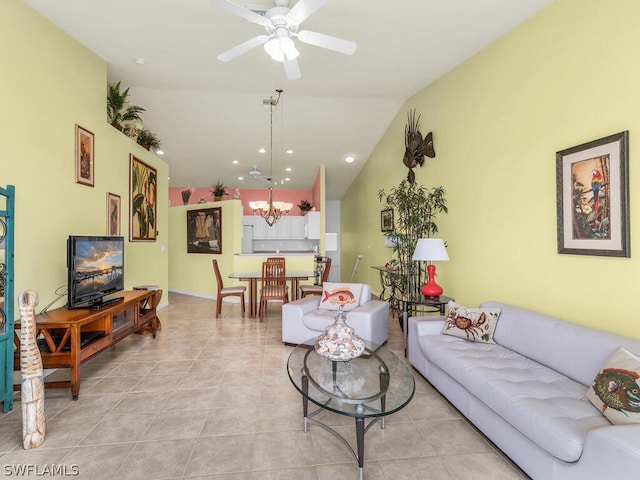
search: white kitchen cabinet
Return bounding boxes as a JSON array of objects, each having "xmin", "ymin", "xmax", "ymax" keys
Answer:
[
  {"xmin": 304, "ymin": 212, "xmax": 321, "ymax": 239},
  {"xmin": 246, "ymin": 215, "xmax": 310, "ymax": 240},
  {"xmin": 288, "ymin": 216, "xmax": 304, "ymax": 239}
]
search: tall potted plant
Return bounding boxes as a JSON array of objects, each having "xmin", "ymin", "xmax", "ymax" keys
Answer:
[
  {"xmin": 107, "ymin": 81, "xmax": 145, "ymax": 131},
  {"xmin": 378, "ymin": 179, "xmax": 447, "ymax": 295}
]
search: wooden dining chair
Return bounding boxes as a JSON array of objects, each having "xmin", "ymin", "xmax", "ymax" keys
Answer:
[
  {"xmin": 300, "ymin": 257, "xmax": 332, "ymax": 297},
  {"xmin": 266, "ymin": 257, "xmax": 286, "ymax": 263},
  {"xmin": 259, "ymin": 260, "xmax": 288, "ymax": 320},
  {"xmin": 212, "ymin": 259, "xmax": 246, "ymax": 318}
]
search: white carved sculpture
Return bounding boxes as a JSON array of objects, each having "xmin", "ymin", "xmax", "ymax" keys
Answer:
[{"xmin": 19, "ymin": 290, "xmax": 45, "ymax": 449}]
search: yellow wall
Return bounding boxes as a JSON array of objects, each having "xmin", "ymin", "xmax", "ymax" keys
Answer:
[
  {"xmin": 1, "ymin": 0, "xmax": 169, "ymax": 310},
  {"xmin": 343, "ymin": 0, "xmax": 640, "ymax": 339},
  {"xmin": 168, "ymin": 200, "xmax": 243, "ymax": 297}
]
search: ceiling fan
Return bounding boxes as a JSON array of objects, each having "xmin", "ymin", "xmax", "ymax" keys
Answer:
[
  {"xmin": 211, "ymin": 0, "xmax": 357, "ymax": 80},
  {"xmin": 249, "ymin": 165, "xmax": 274, "ymax": 184}
]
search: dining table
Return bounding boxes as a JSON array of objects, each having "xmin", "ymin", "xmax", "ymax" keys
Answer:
[{"xmin": 228, "ymin": 270, "xmax": 316, "ymax": 318}]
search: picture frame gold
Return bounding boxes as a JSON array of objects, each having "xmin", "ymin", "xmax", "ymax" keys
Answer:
[
  {"xmin": 556, "ymin": 131, "xmax": 629, "ymax": 257},
  {"xmin": 129, "ymin": 155, "xmax": 157, "ymax": 241},
  {"xmin": 75, "ymin": 124, "xmax": 94, "ymax": 187}
]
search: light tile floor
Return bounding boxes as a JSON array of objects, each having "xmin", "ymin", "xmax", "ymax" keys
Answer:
[{"xmin": 0, "ymin": 293, "xmax": 529, "ymax": 479}]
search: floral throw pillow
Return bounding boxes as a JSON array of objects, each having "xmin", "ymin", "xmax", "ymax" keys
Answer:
[
  {"xmin": 587, "ymin": 347, "xmax": 640, "ymax": 425},
  {"xmin": 441, "ymin": 301, "xmax": 501, "ymax": 344},
  {"xmin": 318, "ymin": 282, "xmax": 363, "ymax": 311}
]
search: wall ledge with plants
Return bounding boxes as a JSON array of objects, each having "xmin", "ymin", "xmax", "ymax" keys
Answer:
[{"xmin": 107, "ymin": 80, "xmax": 162, "ymax": 152}]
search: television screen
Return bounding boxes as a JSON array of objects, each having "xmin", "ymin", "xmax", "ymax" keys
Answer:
[{"xmin": 67, "ymin": 236, "xmax": 124, "ymax": 308}]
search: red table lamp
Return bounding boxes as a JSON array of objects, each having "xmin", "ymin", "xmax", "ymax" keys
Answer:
[{"xmin": 412, "ymin": 238, "xmax": 449, "ymax": 297}]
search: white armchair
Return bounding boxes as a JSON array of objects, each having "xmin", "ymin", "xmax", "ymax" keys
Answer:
[{"xmin": 282, "ymin": 284, "xmax": 389, "ymax": 346}]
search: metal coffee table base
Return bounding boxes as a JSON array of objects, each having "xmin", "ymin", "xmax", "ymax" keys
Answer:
[{"xmin": 301, "ymin": 372, "xmax": 387, "ymax": 480}]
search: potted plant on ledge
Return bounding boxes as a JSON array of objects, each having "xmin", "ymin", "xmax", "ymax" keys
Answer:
[
  {"xmin": 210, "ymin": 181, "xmax": 228, "ymax": 201},
  {"xmin": 137, "ymin": 129, "xmax": 162, "ymax": 152},
  {"xmin": 107, "ymin": 81, "xmax": 145, "ymax": 131},
  {"xmin": 298, "ymin": 199, "xmax": 313, "ymax": 216}
]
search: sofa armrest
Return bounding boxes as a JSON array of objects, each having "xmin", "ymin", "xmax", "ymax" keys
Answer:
[
  {"xmin": 287, "ymin": 295, "xmax": 321, "ymax": 315},
  {"xmin": 576, "ymin": 425, "xmax": 640, "ymax": 477},
  {"xmin": 408, "ymin": 315, "xmax": 446, "ymax": 337},
  {"xmin": 408, "ymin": 316, "xmax": 445, "ymax": 368}
]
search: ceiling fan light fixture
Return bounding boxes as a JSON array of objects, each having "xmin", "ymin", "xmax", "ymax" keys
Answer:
[{"xmin": 264, "ymin": 36, "xmax": 299, "ymax": 62}]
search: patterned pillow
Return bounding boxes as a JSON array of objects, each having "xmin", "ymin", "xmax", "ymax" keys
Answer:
[
  {"xmin": 318, "ymin": 283, "xmax": 363, "ymax": 311},
  {"xmin": 441, "ymin": 301, "xmax": 501, "ymax": 344},
  {"xmin": 587, "ymin": 347, "xmax": 640, "ymax": 425}
]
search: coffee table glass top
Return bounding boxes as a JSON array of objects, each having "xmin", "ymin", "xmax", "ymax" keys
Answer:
[{"xmin": 287, "ymin": 342, "xmax": 415, "ymax": 418}]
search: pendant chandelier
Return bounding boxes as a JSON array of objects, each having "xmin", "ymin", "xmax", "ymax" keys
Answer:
[{"xmin": 249, "ymin": 89, "xmax": 293, "ymax": 227}]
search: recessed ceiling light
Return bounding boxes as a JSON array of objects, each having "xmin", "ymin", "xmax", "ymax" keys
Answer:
[
  {"xmin": 258, "ymin": 148, "xmax": 266, "ymax": 154},
  {"xmin": 344, "ymin": 155, "xmax": 355, "ymax": 163},
  {"xmin": 286, "ymin": 149, "xmax": 294, "ymax": 154},
  {"xmin": 232, "ymin": 159, "xmax": 239, "ymax": 164},
  {"xmin": 156, "ymin": 150, "xmax": 164, "ymax": 155},
  {"xmin": 284, "ymin": 177, "xmax": 290, "ymax": 182},
  {"xmin": 238, "ymin": 176, "xmax": 244, "ymax": 181},
  {"xmin": 285, "ymin": 167, "xmax": 292, "ymax": 172}
]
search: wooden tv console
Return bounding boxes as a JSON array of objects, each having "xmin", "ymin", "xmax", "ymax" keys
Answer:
[{"xmin": 13, "ymin": 289, "xmax": 161, "ymax": 400}]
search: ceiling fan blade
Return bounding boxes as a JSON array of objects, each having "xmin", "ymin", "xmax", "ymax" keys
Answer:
[
  {"xmin": 297, "ymin": 30, "xmax": 357, "ymax": 55},
  {"xmin": 287, "ymin": 0, "xmax": 327, "ymax": 25},
  {"xmin": 217, "ymin": 35, "xmax": 270, "ymax": 62},
  {"xmin": 210, "ymin": 0, "xmax": 270, "ymax": 26},
  {"xmin": 283, "ymin": 56, "xmax": 302, "ymax": 80}
]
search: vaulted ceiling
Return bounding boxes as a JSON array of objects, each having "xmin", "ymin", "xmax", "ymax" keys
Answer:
[{"xmin": 24, "ymin": 0, "xmax": 553, "ymax": 199}]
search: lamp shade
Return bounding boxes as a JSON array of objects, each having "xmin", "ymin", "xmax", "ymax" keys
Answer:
[{"xmin": 412, "ymin": 238, "xmax": 449, "ymax": 262}]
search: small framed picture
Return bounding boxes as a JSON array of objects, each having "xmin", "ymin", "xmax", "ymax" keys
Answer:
[
  {"xmin": 75, "ymin": 124, "xmax": 94, "ymax": 187},
  {"xmin": 381, "ymin": 208, "xmax": 394, "ymax": 232},
  {"xmin": 107, "ymin": 193, "xmax": 121, "ymax": 236},
  {"xmin": 556, "ymin": 131, "xmax": 629, "ymax": 257}
]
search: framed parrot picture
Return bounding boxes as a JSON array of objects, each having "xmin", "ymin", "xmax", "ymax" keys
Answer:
[{"xmin": 556, "ymin": 131, "xmax": 629, "ymax": 257}]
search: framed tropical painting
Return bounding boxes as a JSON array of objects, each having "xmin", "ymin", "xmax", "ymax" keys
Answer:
[{"xmin": 129, "ymin": 155, "xmax": 157, "ymax": 241}]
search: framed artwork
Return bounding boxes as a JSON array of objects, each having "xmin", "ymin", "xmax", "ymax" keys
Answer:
[
  {"xmin": 106, "ymin": 193, "xmax": 121, "ymax": 236},
  {"xmin": 556, "ymin": 131, "xmax": 629, "ymax": 257},
  {"xmin": 75, "ymin": 124, "xmax": 94, "ymax": 187},
  {"xmin": 129, "ymin": 155, "xmax": 157, "ymax": 241},
  {"xmin": 187, "ymin": 207, "xmax": 222, "ymax": 254},
  {"xmin": 381, "ymin": 208, "xmax": 394, "ymax": 232}
]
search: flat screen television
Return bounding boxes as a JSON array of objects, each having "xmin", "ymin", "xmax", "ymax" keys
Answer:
[{"xmin": 67, "ymin": 235, "xmax": 125, "ymax": 309}]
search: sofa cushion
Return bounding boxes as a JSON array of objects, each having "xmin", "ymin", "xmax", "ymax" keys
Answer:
[
  {"xmin": 318, "ymin": 283, "xmax": 363, "ymax": 311},
  {"xmin": 481, "ymin": 301, "xmax": 640, "ymax": 386},
  {"xmin": 587, "ymin": 346, "xmax": 640, "ymax": 425},
  {"xmin": 419, "ymin": 334, "xmax": 610, "ymax": 462},
  {"xmin": 441, "ymin": 301, "xmax": 500, "ymax": 343}
]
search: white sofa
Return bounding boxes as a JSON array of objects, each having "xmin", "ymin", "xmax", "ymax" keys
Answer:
[
  {"xmin": 282, "ymin": 284, "xmax": 389, "ymax": 346},
  {"xmin": 408, "ymin": 301, "xmax": 640, "ymax": 480}
]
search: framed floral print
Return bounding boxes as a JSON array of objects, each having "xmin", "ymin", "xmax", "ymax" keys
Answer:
[
  {"xmin": 75, "ymin": 124, "xmax": 94, "ymax": 187},
  {"xmin": 107, "ymin": 193, "xmax": 121, "ymax": 236}
]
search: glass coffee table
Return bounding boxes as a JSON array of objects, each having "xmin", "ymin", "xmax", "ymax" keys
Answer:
[{"xmin": 287, "ymin": 341, "xmax": 415, "ymax": 480}]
